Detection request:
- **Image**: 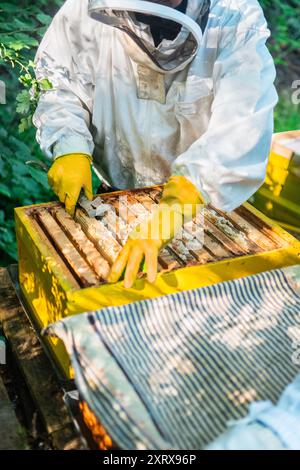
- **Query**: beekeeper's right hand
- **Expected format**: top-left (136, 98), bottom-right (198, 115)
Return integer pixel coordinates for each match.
top-left (48, 153), bottom-right (93, 216)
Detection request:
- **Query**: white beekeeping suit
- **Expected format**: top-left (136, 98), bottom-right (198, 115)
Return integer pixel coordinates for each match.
top-left (205, 372), bottom-right (300, 450)
top-left (33, 0), bottom-right (278, 212)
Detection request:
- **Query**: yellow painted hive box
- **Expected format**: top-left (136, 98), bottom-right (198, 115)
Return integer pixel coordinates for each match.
top-left (15, 186), bottom-right (300, 379)
top-left (252, 130), bottom-right (300, 231)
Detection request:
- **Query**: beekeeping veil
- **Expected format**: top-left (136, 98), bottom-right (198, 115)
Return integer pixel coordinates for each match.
top-left (88, 0), bottom-right (210, 73)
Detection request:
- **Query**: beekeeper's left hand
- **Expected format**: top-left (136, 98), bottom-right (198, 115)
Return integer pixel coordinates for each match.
top-left (108, 175), bottom-right (204, 288)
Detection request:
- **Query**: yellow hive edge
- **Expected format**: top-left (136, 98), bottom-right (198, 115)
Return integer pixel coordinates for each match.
top-left (255, 130), bottom-right (300, 228)
top-left (15, 197), bottom-right (300, 380)
top-left (253, 186), bottom-right (300, 232)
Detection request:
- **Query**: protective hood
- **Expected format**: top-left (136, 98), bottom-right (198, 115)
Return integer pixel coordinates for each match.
top-left (88, 0), bottom-right (208, 73)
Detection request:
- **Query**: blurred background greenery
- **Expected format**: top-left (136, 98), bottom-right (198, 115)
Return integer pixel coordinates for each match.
top-left (0, 0), bottom-right (299, 266)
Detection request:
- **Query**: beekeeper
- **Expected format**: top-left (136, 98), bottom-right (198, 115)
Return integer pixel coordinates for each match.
top-left (34, 0), bottom-right (278, 287)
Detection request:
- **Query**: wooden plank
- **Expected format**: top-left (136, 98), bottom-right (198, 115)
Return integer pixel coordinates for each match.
top-left (102, 211), bottom-right (128, 245)
top-left (0, 376), bottom-right (27, 450)
top-left (111, 193), bottom-right (149, 226)
top-left (75, 209), bottom-right (122, 265)
top-left (236, 205), bottom-right (288, 248)
top-left (183, 214), bottom-right (228, 261)
top-left (148, 189), bottom-right (162, 203)
top-left (213, 207), bottom-right (278, 252)
top-left (203, 231), bottom-right (231, 260)
top-left (109, 197), bottom-right (139, 230)
top-left (158, 248), bottom-right (182, 271)
top-left (51, 207), bottom-right (110, 281)
top-left (205, 208), bottom-right (259, 253)
top-left (204, 218), bottom-right (247, 255)
top-left (50, 424), bottom-right (84, 450)
top-left (0, 268), bottom-right (83, 450)
top-left (36, 209), bottom-right (98, 287)
top-left (167, 227), bottom-right (200, 265)
top-left (126, 194), bottom-right (150, 224)
top-left (27, 212), bottom-right (80, 289)
top-left (182, 222), bottom-right (214, 264)
top-left (91, 197), bottom-right (129, 245)
top-left (168, 241), bottom-right (198, 265)
top-left (188, 245), bottom-right (215, 264)
top-left (133, 192), bottom-right (157, 214)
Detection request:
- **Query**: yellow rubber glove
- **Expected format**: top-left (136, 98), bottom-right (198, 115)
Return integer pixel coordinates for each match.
top-left (108, 176), bottom-right (205, 288)
top-left (48, 153), bottom-right (93, 216)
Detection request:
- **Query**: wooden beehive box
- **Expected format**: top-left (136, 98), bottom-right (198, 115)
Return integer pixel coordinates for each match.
top-left (15, 186), bottom-right (300, 378)
top-left (253, 130), bottom-right (300, 230)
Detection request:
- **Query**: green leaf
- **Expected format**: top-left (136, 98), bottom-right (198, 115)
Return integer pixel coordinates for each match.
top-left (28, 166), bottom-right (49, 190)
top-left (36, 13), bottom-right (53, 26)
top-left (28, 60), bottom-right (35, 69)
top-left (13, 33), bottom-right (39, 47)
top-left (9, 136), bottom-right (32, 155)
top-left (39, 78), bottom-right (53, 91)
top-left (0, 0), bottom-right (67, 265)
top-left (0, 3), bottom-right (17, 13)
top-left (12, 161), bottom-right (30, 177)
top-left (0, 39), bottom-right (29, 52)
top-left (0, 128), bottom-right (8, 139)
top-left (0, 184), bottom-right (11, 198)
top-left (16, 90), bottom-right (31, 115)
top-left (19, 116), bottom-right (32, 133)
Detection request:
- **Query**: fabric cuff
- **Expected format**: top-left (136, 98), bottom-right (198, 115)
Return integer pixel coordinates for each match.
top-left (257, 406), bottom-right (300, 450)
top-left (54, 153), bottom-right (93, 164)
top-left (245, 401), bottom-right (300, 450)
top-left (53, 134), bottom-right (94, 160)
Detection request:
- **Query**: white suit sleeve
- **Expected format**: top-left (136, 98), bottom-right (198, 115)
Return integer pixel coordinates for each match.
top-left (205, 372), bottom-right (300, 450)
top-left (172, 11), bottom-right (278, 212)
top-left (33, 0), bottom-right (95, 159)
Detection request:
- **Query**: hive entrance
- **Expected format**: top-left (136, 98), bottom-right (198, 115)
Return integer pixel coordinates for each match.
top-left (28, 188), bottom-right (286, 288)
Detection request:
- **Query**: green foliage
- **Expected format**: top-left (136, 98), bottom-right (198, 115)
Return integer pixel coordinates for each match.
top-left (0, 1), bottom-right (55, 132)
top-left (0, 0), bottom-right (299, 266)
top-left (0, 0), bottom-right (62, 265)
top-left (260, 0), bottom-right (300, 66)
top-left (274, 92), bottom-right (300, 133)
